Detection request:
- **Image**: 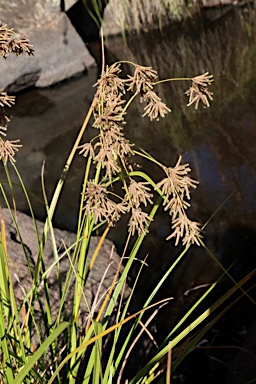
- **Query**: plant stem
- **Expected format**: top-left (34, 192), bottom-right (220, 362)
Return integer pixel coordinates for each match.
top-left (42, 101), bottom-right (95, 247)
top-left (153, 77), bottom-right (192, 85)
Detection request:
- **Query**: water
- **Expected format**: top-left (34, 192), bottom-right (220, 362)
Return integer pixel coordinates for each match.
top-left (2, 6), bottom-right (256, 382)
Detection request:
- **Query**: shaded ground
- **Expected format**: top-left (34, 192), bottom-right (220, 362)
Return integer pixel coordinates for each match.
top-left (226, 315), bottom-right (256, 383)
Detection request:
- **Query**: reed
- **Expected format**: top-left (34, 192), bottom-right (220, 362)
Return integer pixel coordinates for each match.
top-left (0, 22), bottom-right (254, 384)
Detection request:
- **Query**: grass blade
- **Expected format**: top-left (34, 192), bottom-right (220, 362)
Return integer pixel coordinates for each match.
top-left (12, 321), bottom-right (69, 384)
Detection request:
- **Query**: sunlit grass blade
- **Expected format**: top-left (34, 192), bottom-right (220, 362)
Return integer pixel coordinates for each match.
top-left (70, 217), bottom-right (94, 372)
top-left (0, 221), bottom-right (11, 320)
top-left (0, 293), bottom-right (14, 383)
top-left (92, 322), bottom-right (103, 384)
top-left (71, 322), bottom-right (104, 384)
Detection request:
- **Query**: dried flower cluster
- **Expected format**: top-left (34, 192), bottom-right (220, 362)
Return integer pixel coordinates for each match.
top-left (0, 90), bottom-right (15, 134)
top-left (0, 138), bottom-right (21, 163)
top-left (0, 22), bottom-right (34, 58)
top-left (83, 182), bottom-right (128, 225)
top-left (80, 63), bottom-right (172, 178)
top-left (0, 91), bottom-right (21, 163)
top-left (80, 63), bottom-right (171, 236)
top-left (80, 63), bottom-right (213, 245)
top-left (126, 65), bottom-right (171, 120)
top-left (156, 156), bottom-right (202, 247)
top-left (186, 72), bottom-right (214, 109)
top-left (0, 23), bottom-right (33, 163)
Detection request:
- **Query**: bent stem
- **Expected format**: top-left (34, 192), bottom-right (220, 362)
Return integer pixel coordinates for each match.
top-left (154, 77), bottom-right (192, 85)
top-left (42, 101), bottom-right (95, 247)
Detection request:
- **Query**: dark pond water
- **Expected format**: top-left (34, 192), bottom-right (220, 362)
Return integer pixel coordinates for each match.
top-left (2, 6), bottom-right (256, 383)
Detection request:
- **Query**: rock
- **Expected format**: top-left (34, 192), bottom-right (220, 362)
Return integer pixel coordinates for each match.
top-left (0, 0), bottom-right (242, 91)
top-left (0, 208), bottom-right (125, 323)
top-left (102, 1), bottom-right (124, 37)
top-left (33, 14), bottom-right (95, 88)
top-left (64, 0), bottom-right (79, 10)
top-left (0, 1), bottom-right (95, 92)
top-left (202, 0), bottom-right (237, 7)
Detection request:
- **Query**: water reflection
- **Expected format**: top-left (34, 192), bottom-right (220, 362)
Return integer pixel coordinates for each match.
top-left (2, 7), bottom-right (256, 379)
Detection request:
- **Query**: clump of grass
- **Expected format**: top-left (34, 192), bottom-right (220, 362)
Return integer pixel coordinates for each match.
top-left (1, 22), bottom-right (254, 384)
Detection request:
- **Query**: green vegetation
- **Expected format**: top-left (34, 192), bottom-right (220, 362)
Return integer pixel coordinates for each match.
top-left (0, 21), bottom-right (255, 384)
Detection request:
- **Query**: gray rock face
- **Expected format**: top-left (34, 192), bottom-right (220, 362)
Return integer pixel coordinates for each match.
top-left (63, 0), bottom-right (79, 10)
top-left (0, 1), bottom-right (95, 91)
top-left (1, 208), bottom-right (124, 323)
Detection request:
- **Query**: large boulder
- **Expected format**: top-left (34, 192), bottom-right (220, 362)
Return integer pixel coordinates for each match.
top-left (0, 0), bottom-right (95, 92)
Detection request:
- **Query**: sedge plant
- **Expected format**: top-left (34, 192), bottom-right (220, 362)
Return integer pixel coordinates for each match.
top-left (0, 23), bottom-right (254, 384)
